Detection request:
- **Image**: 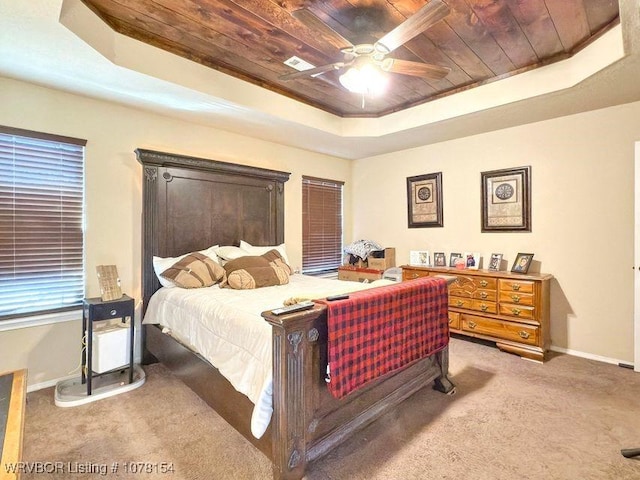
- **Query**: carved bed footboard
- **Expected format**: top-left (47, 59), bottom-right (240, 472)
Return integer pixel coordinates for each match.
top-left (263, 304), bottom-right (453, 480)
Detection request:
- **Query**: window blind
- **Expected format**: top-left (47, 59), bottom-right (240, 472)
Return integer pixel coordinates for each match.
top-left (0, 127), bottom-right (86, 319)
top-left (302, 176), bottom-right (343, 274)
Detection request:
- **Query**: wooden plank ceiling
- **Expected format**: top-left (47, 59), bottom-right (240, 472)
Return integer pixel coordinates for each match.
top-left (81, 0), bottom-right (619, 118)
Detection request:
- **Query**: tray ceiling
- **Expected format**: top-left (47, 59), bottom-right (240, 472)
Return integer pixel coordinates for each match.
top-left (80, 0), bottom-right (619, 118)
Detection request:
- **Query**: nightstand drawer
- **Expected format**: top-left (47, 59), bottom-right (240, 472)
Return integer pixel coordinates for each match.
top-left (88, 302), bottom-right (133, 321)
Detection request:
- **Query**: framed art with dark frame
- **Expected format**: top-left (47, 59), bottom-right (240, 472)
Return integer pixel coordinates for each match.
top-left (407, 172), bottom-right (443, 228)
top-left (433, 252), bottom-right (446, 267)
top-left (449, 252), bottom-right (462, 267)
top-left (481, 166), bottom-right (531, 232)
top-left (511, 253), bottom-right (534, 274)
top-left (488, 253), bottom-right (503, 272)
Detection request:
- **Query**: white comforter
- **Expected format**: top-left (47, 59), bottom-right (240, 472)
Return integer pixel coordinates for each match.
top-left (143, 274), bottom-right (393, 438)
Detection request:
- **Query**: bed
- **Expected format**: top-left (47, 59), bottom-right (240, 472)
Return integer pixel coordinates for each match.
top-left (136, 148), bottom-right (455, 480)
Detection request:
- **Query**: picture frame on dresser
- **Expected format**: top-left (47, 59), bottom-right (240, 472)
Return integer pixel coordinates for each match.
top-left (481, 166), bottom-right (531, 232)
top-left (409, 250), bottom-right (430, 266)
top-left (488, 253), bottom-right (503, 271)
top-left (463, 252), bottom-right (480, 270)
top-left (511, 253), bottom-right (534, 273)
top-left (433, 252), bottom-right (446, 267)
top-left (407, 172), bottom-right (443, 228)
top-left (449, 252), bottom-right (462, 267)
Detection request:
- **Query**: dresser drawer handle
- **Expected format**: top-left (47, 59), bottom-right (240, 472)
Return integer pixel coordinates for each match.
top-left (511, 295), bottom-right (520, 303)
top-left (480, 304), bottom-right (488, 312)
top-left (479, 280), bottom-right (488, 287)
top-left (512, 308), bottom-right (521, 316)
top-left (512, 284), bottom-right (521, 291)
top-left (110, 309), bottom-right (117, 316)
top-left (468, 321), bottom-right (477, 329)
top-left (519, 330), bottom-right (530, 339)
top-left (480, 292), bottom-right (488, 299)
top-left (456, 300), bottom-right (464, 307)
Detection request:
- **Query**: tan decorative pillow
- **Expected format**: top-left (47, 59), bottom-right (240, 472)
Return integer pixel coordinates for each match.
top-left (226, 265), bottom-right (290, 290)
top-left (160, 252), bottom-right (226, 288)
top-left (221, 249), bottom-right (292, 289)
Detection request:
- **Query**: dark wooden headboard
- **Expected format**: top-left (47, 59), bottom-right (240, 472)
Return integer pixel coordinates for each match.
top-left (136, 149), bottom-right (290, 312)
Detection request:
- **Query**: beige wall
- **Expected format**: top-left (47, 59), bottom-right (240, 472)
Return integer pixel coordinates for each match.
top-left (1, 75), bottom-right (638, 386)
top-left (352, 101), bottom-right (640, 362)
top-left (0, 76), bottom-right (352, 387)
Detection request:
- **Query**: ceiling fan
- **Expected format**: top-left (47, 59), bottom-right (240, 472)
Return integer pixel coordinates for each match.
top-left (280, 0), bottom-right (451, 96)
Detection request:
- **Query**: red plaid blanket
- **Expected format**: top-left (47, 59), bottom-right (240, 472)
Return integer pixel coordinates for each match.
top-left (318, 276), bottom-right (449, 400)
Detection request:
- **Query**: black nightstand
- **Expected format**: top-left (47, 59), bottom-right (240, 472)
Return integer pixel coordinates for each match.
top-left (81, 294), bottom-right (135, 395)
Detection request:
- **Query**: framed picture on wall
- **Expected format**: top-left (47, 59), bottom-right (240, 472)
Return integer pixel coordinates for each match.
top-left (407, 172), bottom-right (443, 228)
top-left (481, 166), bottom-right (531, 232)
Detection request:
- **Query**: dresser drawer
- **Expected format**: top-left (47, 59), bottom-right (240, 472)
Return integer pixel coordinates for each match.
top-left (471, 300), bottom-right (497, 314)
top-left (499, 279), bottom-right (534, 294)
top-left (499, 291), bottom-right (534, 306)
top-left (403, 269), bottom-right (431, 281)
top-left (499, 304), bottom-right (536, 320)
top-left (448, 311), bottom-right (461, 330)
top-left (474, 289), bottom-right (497, 302)
top-left (473, 277), bottom-right (497, 290)
top-left (462, 315), bottom-right (539, 346)
top-left (449, 296), bottom-right (472, 309)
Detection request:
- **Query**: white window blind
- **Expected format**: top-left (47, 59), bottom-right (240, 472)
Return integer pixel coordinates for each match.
top-left (302, 176), bottom-right (343, 274)
top-left (0, 126), bottom-right (86, 319)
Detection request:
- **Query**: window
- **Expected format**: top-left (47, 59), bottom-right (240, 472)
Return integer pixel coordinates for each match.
top-left (302, 176), bottom-right (343, 274)
top-left (0, 126), bottom-right (86, 319)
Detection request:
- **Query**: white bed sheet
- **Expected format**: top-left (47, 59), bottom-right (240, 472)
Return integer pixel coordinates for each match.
top-left (143, 274), bottom-right (394, 438)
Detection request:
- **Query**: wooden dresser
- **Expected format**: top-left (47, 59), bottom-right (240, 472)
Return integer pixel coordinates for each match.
top-left (402, 266), bottom-right (553, 361)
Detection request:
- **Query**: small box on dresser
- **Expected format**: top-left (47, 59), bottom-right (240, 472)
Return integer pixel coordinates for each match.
top-left (402, 265), bottom-right (553, 362)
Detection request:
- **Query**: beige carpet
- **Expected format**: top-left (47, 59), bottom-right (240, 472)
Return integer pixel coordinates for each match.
top-left (22, 337), bottom-right (640, 479)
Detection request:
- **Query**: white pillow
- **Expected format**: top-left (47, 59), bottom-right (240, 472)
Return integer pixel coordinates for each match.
top-left (239, 240), bottom-right (290, 265)
top-left (153, 245), bottom-right (219, 288)
top-left (214, 245), bottom-right (250, 261)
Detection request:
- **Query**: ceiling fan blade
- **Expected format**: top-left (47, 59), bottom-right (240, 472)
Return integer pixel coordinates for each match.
top-left (279, 62), bottom-right (346, 81)
top-left (376, 0), bottom-right (450, 53)
top-left (291, 8), bottom-right (354, 51)
top-left (382, 58), bottom-right (450, 79)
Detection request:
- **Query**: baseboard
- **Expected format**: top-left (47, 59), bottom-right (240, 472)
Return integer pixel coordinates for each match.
top-left (550, 345), bottom-right (631, 367)
top-left (27, 374), bottom-right (77, 393)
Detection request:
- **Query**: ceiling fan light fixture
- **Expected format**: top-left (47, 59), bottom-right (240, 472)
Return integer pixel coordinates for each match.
top-left (339, 62), bottom-right (389, 96)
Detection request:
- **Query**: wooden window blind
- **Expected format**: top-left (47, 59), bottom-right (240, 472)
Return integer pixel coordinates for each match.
top-left (302, 176), bottom-right (343, 274)
top-left (0, 126), bottom-right (86, 319)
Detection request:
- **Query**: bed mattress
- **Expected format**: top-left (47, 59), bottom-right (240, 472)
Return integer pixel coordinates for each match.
top-left (143, 274), bottom-right (394, 438)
